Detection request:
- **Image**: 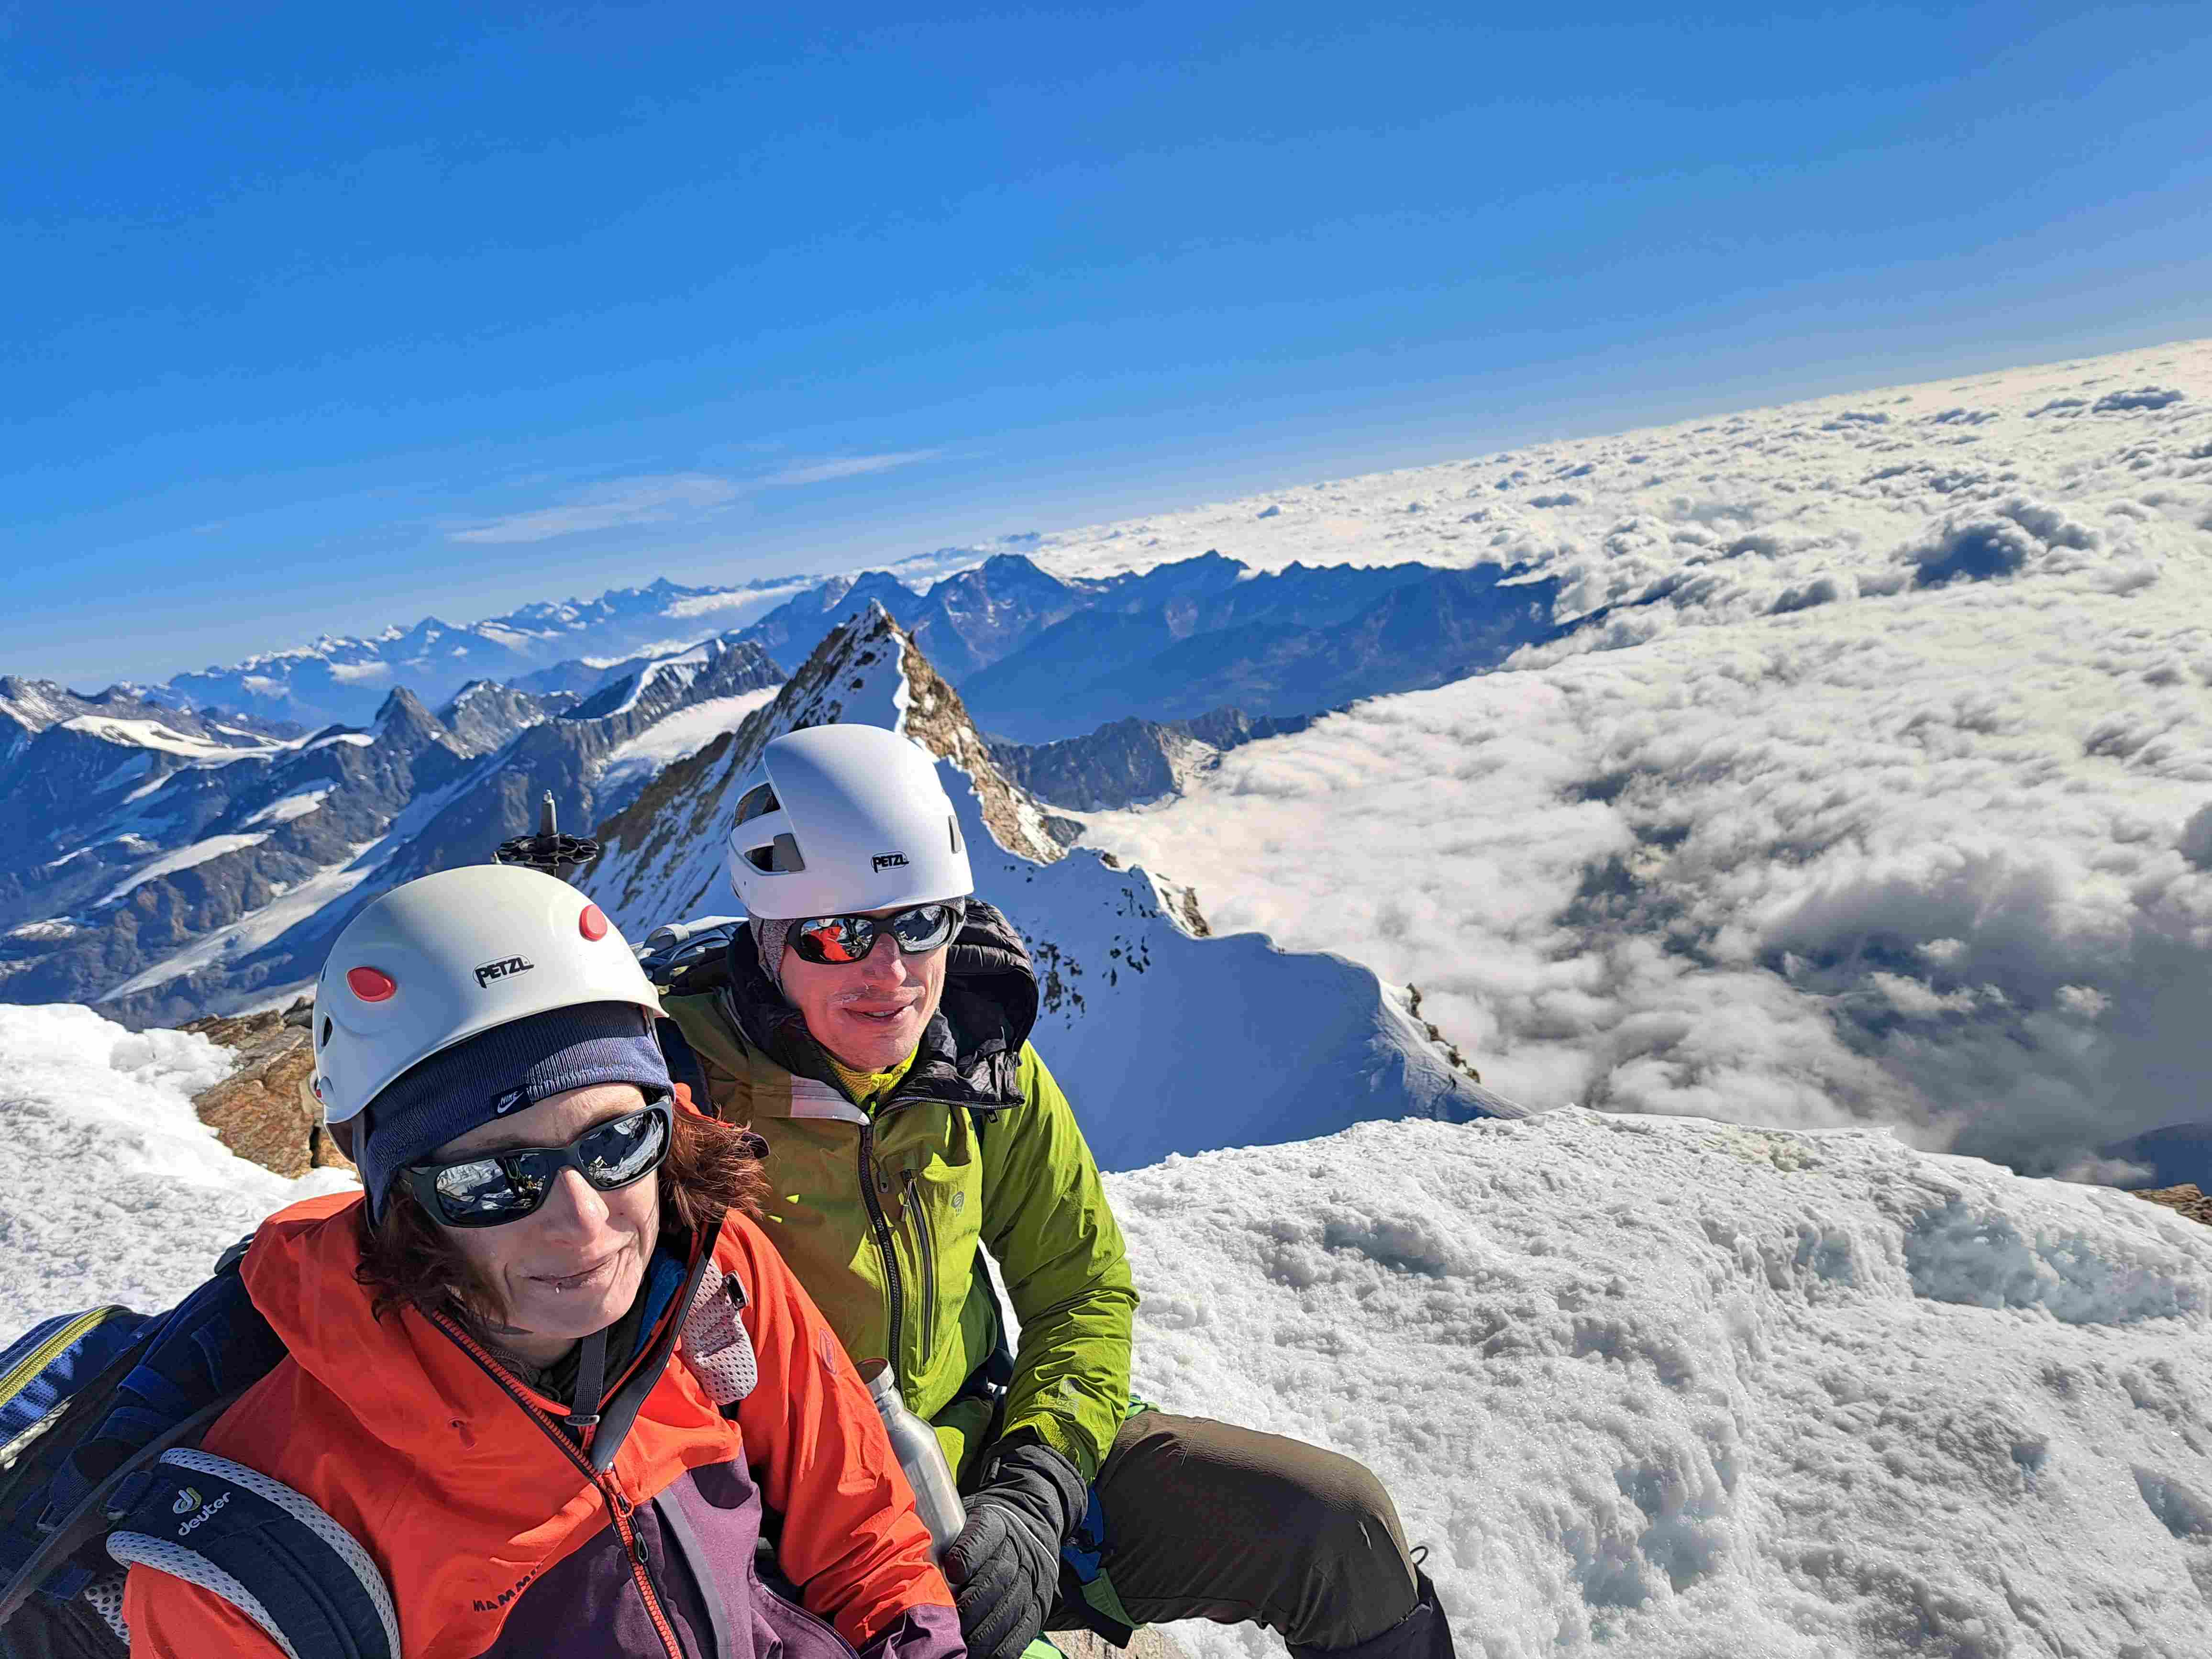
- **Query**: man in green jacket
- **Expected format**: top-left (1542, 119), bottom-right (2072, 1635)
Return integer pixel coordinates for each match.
top-left (659, 724), bottom-right (1455, 1659)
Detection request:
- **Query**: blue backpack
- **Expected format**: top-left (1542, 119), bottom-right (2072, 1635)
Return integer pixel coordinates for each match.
top-left (0, 1242), bottom-right (398, 1659)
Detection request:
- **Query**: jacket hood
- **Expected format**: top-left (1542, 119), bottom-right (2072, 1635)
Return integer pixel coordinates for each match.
top-left (721, 898), bottom-right (1039, 1113)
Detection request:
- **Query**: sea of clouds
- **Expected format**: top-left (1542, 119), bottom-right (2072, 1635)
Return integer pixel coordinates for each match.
top-left (1077, 339), bottom-right (2212, 1178)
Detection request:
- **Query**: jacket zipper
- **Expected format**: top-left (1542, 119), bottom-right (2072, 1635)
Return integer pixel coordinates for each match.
top-left (855, 1116), bottom-right (907, 1380)
top-left (431, 1314), bottom-right (688, 1659)
top-left (900, 1169), bottom-right (938, 1364)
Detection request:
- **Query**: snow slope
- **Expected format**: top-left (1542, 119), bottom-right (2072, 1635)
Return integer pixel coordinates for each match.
top-left (1117, 1109), bottom-right (2212, 1659)
top-left (594, 684), bottom-right (782, 815)
top-left (3, 1006), bottom-right (2208, 1654)
top-left (1078, 339), bottom-right (2212, 1179)
top-left (582, 608), bottom-right (1516, 1170)
top-left (0, 1004), bottom-right (352, 1324)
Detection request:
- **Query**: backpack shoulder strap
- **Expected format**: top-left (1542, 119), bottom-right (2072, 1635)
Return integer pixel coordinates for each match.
top-left (107, 1448), bottom-right (398, 1659)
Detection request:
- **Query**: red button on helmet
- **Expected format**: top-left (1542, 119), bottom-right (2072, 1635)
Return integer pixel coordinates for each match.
top-left (346, 966), bottom-right (397, 1003)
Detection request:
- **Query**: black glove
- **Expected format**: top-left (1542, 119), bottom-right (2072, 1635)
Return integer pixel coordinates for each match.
top-left (941, 1438), bottom-right (1087, 1659)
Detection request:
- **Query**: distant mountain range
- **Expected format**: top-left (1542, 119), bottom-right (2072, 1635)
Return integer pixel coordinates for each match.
top-left (0, 639), bottom-right (780, 1023)
top-left (144, 574), bottom-right (812, 728)
top-left (1, 541), bottom-right (1570, 1026)
top-left (82, 549), bottom-right (1564, 741)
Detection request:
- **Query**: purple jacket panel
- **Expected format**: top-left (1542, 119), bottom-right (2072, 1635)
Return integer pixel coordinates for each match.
top-left (476, 1457), bottom-right (866, 1659)
top-left (854, 1602), bottom-right (966, 1659)
top-left (666, 1463), bottom-right (964, 1659)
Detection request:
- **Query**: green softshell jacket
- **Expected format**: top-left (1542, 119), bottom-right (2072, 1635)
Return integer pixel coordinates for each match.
top-left (661, 904), bottom-right (1138, 1483)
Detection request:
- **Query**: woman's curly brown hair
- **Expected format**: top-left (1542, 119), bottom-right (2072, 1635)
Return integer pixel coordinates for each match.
top-left (355, 1097), bottom-right (768, 1327)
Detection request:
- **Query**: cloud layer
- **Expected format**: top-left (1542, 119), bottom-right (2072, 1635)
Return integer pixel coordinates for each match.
top-left (1077, 337), bottom-right (2212, 1178)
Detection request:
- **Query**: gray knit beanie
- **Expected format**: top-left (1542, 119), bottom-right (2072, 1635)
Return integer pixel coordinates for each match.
top-left (358, 1001), bottom-right (672, 1221)
top-left (749, 917), bottom-right (789, 988)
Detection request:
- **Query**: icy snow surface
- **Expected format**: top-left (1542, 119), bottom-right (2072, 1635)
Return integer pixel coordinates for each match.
top-left (0, 1005), bottom-right (353, 1324)
top-left (3, 1007), bottom-right (2208, 1652)
top-left (97, 831), bottom-right (271, 905)
top-left (57, 716), bottom-right (278, 760)
top-left (595, 684), bottom-right (781, 810)
top-left (1077, 337), bottom-right (2212, 1178)
top-left (1116, 1110), bottom-right (2212, 1659)
top-left (241, 786), bottom-right (335, 827)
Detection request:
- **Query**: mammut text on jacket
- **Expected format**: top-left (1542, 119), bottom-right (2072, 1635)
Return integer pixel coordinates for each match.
top-left (121, 1184), bottom-right (962, 1659)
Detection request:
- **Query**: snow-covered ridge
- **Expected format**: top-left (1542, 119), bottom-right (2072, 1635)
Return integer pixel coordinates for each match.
top-left (5, 1004), bottom-right (2209, 1655)
top-left (59, 716), bottom-right (287, 760)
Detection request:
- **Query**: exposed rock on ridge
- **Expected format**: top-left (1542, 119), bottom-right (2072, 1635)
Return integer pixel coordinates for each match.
top-left (990, 707), bottom-right (1315, 812)
top-left (184, 1001), bottom-right (354, 1179)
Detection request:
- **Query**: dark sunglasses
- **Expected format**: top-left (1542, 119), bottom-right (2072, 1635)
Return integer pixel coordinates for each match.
top-left (401, 1100), bottom-right (672, 1228)
top-left (784, 899), bottom-right (964, 966)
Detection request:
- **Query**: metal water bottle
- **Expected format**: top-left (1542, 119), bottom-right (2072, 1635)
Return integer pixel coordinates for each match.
top-left (858, 1358), bottom-right (966, 1555)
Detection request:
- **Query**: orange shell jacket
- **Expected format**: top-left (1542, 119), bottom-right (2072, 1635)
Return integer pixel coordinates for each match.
top-left (121, 1185), bottom-right (953, 1658)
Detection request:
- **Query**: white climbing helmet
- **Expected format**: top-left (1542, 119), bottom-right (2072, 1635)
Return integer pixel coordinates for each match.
top-left (725, 724), bottom-right (973, 918)
top-left (310, 864), bottom-right (662, 1125)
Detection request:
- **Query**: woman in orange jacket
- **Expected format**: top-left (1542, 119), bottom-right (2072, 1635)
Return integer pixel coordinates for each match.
top-left (122, 865), bottom-right (963, 1659)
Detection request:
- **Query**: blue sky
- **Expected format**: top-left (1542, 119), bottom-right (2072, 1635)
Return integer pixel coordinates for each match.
top-left (8, 1), bottom-right (2210, 688)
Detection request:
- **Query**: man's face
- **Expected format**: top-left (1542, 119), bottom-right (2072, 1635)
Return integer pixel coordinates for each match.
top-left (778, 908), bottom-right (951, 1071)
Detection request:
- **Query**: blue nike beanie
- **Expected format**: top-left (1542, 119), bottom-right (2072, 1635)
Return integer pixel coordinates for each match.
top-left (357, 1002), bottom-right (672, 1222)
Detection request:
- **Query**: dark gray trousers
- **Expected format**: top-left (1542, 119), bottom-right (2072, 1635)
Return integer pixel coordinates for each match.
top-left (1055, 1412), bottom-right (1421, 1652)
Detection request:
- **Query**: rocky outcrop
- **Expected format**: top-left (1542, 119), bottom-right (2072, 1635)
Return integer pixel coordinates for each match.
top-left (185, 1000), bottom-right (354, 1179)
top-left (958, 555), bottom-right (1564, 743)
top-left (437, 680), bottom-right (577, 755)
top-left (1056, 1630), bottom-right (1193, 1659)
top-left (990, 707), bottom-right (1314, 811)
top-left (2136, 1184), bottom-right (2212, 1227)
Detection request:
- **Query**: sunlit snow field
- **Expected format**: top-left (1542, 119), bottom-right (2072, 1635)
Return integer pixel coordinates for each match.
top-left (8, 1006), bottom-right (2212, 1656)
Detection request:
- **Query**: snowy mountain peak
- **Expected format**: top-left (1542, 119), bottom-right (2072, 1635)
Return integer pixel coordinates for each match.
top-left (434, 680), bottom-right (574, 756)
top-left (584, 603), bottom-right (1517, 1169)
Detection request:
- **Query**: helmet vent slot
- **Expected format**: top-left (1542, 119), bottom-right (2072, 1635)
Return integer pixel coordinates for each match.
top-left (734, 783), bottom-right (780, 827)
top-left (743, 833), bottom-right (807, 874)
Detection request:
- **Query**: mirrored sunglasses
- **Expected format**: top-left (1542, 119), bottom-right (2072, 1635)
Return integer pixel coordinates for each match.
top-left (401, 1100), bottom-right (672, 1228)
top-left (784, 900), bottom-right (965, 966)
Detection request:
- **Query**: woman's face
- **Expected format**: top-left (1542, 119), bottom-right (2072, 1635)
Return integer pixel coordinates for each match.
top-left (431, 1081), bottom-right (661, 1368)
